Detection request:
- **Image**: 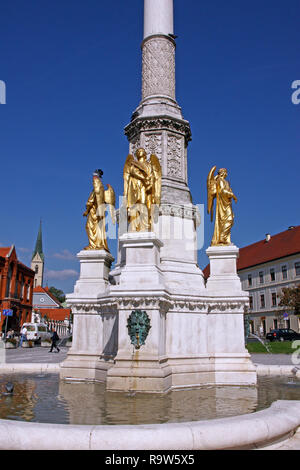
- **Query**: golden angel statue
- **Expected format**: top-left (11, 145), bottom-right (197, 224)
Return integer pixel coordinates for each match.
top-left (123, 148), bottom-right (161, 232)
top-left (83, 169), bottom-right (115, 252)
top-left (207, 166), bottom-right (237, 246)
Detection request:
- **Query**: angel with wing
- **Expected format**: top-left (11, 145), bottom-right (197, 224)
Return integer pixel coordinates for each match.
top-left (83, 169), bottom-right (116, 252)
top-left (207, 166), bottom-right (237, 246)
top-left (123, 148), bottom-right (161, 232)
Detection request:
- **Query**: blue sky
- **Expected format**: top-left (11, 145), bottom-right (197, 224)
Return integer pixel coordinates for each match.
top-left (0, 0), bottom-right (299, 294)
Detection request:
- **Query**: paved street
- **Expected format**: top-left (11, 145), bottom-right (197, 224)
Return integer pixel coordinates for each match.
top-left (250, 353), bottom-right (296, 366)
top-left (4, 344), bottom-right (68, 363)
top-left (2, 346), bottom-right (296, 366)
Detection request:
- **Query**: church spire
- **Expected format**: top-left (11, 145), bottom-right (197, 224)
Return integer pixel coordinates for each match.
top-left (31, 220), bottom-right (44, 287)
top-left (32, 220), bottom-right (44, 262)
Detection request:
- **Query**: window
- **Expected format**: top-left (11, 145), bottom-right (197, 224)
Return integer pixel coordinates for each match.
top-left (270, 268), bottom-right (275, 282)
top-left (295, 262), bottom-right (300, 276)
top-left (260, 294), bottom-right (265, 308)
top-left (271, 292), bottom-right (277, 307)
top-left (249, 296), bottom-right (253, 309)
top-left (248, 274), bottom-right (252, 287)
top-left (35, 265), bottom-right (39, 274)
top-left (21, 275), bottom-right (25, 299)
top-left (259, 271), bottom-right (264, 284)
top-left (5, 265), bottom-right (13, 297)
top-left (27, 283), bottom-right (30, 301)
top-left (282, 265), bottom-right (287, 280)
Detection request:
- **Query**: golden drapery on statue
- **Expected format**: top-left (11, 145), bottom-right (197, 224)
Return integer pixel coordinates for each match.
top-left (83, 169), bottom-right (115, 252)
top-left (207, 166), bottom-right (237, 246)
top-left (123, 148), bottom-right (161, 232)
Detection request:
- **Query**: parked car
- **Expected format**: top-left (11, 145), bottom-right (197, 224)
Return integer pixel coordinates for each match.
top-left (21, 323), bottom-right (51, 344)
top-left (266, 329), bottom-right (300, 342)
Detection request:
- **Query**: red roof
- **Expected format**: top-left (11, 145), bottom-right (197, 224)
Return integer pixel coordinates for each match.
top-left (0, 247), bottom-right (11, 258)
top-left (203, 226), bottom-right (300, 278)
top-left (238, 225), bottom-right (300, 271)
top-left (38, 308), bottom-right (71, 322)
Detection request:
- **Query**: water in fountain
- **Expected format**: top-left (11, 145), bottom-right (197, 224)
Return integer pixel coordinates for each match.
top-left (248, 333), bottom-right (272, 353)
top-left (0, 372), bottom-right (300, 425)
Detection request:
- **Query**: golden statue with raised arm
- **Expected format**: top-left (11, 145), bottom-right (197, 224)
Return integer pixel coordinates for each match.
top-left (123, 148), bottom-right (161, 232)
top-left (207, 166), bottom-right (237, 246)
top-left (83, 169), bottom-right (115, 252)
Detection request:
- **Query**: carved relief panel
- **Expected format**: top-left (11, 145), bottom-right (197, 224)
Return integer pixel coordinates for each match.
top-left (144, 133), bottom-right (162, 162)
top-left (167, 134), bottom-right (183, 179)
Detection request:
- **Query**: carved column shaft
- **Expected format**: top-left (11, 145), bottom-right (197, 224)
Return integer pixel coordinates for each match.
top-left (142, 35), bottom-right (176, 101)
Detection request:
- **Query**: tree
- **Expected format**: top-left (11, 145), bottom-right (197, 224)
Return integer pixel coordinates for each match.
top-left (48, 286), bottom-right (66, 304)
top-left (278, 285), bottom-right (300, 315)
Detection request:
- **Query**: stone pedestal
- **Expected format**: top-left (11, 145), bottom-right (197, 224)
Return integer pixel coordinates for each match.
top-left (203, 244), bottom-right (257, 386)
top-left (107, 232), bottom-right (172, 392)
top-left (60, 250), bottom-right (116, 382)
top-left (71, 249), bottom-right (114, 300)
top-left (205, 245), bottom-right (242, 295)
top-left (117, 232), bottom-right (164, 291)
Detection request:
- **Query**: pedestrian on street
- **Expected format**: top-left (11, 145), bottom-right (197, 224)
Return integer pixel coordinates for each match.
top-left (49, 329), bottom-right (60, 353)
top-left (19, 325), bottom-right (27, 347)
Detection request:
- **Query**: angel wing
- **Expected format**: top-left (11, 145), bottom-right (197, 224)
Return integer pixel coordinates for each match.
top-left (123, 154), bottom-right (134, 196)
top-left (150, 154), bottom-right (162, 205)
top-left (104, 184), bottom-right (116, 224)
top-left (207, 165), bottom-right (217, 222)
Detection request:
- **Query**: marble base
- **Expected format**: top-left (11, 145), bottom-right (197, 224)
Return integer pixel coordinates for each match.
top-left (68, 249), bottom-right (114, 301)
top-left (60, 353), bottom-right (113, 383)
top-left (61, 239), bottom-right (257, 390)
top-left (205, 245), bottom-right (246, 296)
top-left (60, 250), bottom-right (116, 383)
top-left (117, 232), bottom-right (164, 291)
top-left (106, 355), bottom-right (172, 393)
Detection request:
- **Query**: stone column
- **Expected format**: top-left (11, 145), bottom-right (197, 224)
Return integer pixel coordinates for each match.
top-left (121, 0), bottom-right (205, 296)
top-left (144, 0), bottom-right (174, 39)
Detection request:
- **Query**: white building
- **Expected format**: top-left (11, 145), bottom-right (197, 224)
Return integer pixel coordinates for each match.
top-left (203, 225), bottom-right (300, 336)
top-left (237, 226), bottom-right (300, 335)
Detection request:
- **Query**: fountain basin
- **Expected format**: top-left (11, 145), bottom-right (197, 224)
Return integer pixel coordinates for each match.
top-left (0, 400), bottom-right (299, 450)
top-left (1, 362), bottom-right (300, 449)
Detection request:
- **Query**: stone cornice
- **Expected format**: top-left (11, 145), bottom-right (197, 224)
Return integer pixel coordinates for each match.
top-left (124, 116), bottom-right (192, 143)
top-left (70, 293), bottom-right (249, 315)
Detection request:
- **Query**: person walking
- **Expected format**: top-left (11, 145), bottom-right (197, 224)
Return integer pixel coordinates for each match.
top-left (19, 325), bottom-right (27, 347)
top-left (49, 329), bottom-right (60, 353)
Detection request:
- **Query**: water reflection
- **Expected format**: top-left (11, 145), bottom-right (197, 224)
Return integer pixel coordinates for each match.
top-left (0, 374), bottom-right (299, 425)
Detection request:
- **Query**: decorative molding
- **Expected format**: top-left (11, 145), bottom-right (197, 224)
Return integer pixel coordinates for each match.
top-left (207, 302), bottom-right (247, 313)
top-left (159, 202), bottom-right (199, 221)
top-left (71, 295), bottom-right (248, 316)
top-left (125, 117), bottom-right (191, 144)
